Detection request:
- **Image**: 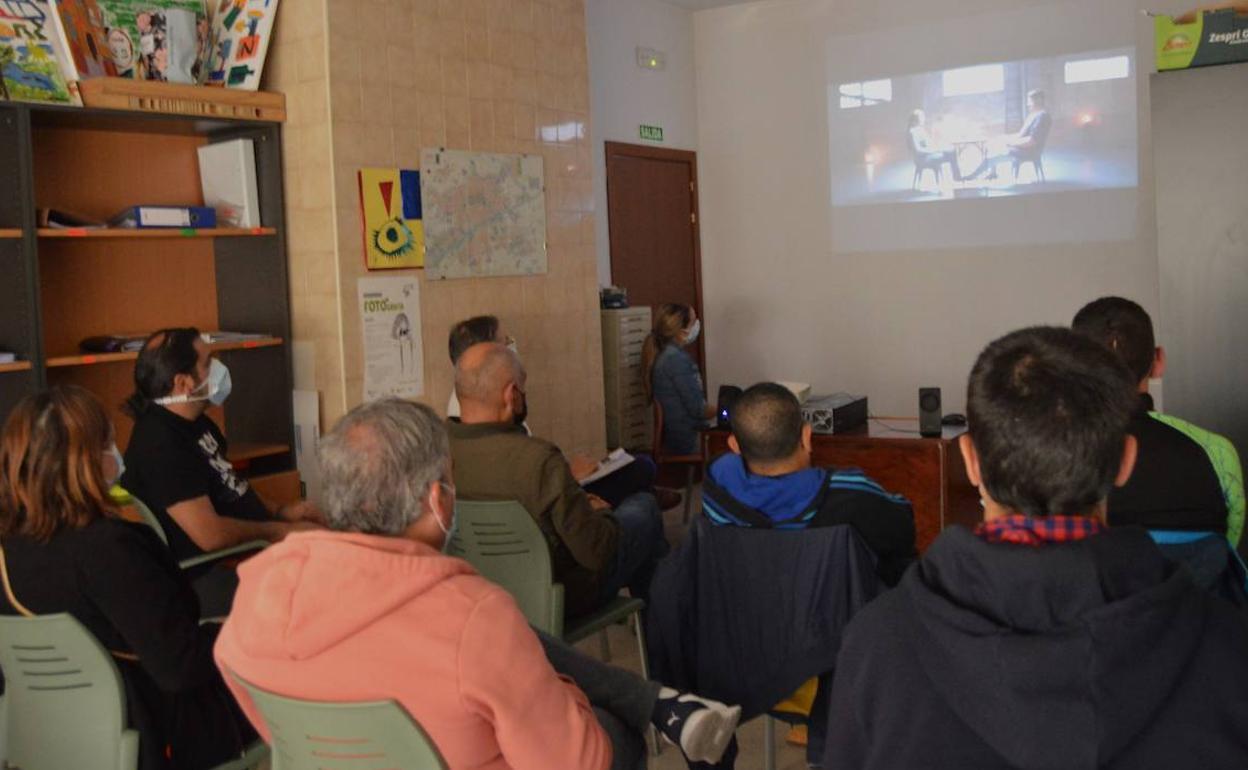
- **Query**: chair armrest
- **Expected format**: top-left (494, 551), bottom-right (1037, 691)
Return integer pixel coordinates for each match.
top-left (178, 540), bottom-right (269, 570)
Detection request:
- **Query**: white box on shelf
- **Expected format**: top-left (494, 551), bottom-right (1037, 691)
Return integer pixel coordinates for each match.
top-left (197, 139), bottom-right (261, 228)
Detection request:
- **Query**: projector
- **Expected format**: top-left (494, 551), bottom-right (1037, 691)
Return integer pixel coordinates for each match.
top-left (801, 394), bottom-right (868, 434)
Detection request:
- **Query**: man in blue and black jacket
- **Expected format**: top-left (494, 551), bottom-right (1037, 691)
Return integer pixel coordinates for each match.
top-left (701, 382), bottom-right (916, 585)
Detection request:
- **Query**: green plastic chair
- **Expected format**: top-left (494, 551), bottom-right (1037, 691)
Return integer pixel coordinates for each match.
top-left (0, 613), bottom-right (266, 770)
top-left (229, 672), bottom-right (448, 770)
top-left (111, 486), bottom-right (268, 571)
top-left (446, 500), bottom-right (659, 752)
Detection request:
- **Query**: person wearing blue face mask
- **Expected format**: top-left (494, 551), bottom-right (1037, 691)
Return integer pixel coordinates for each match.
top-left (643, 303), bottom-right (715, 456)
top-left (120, 328), bottom-right (321, 570)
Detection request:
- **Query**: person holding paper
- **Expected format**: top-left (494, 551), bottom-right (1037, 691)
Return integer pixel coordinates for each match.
top-left (445, 315), bottom-right (670, 509)
top-left (447, 342), bottom-right (668, 618)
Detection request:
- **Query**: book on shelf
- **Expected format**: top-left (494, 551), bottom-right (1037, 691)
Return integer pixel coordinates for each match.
top-left (199, 330), bottom-right (268, 343)
top-left (37, 207), bottom-right (107, 229)
top-left (198, 138), bottom-right (260, 227)
top-left (0, 0), bottom-right (83, 105)
top-left (48, 0), bottom-right (118, 81)
top-left (95, 0), bottom-right (208, 82)
top-left (78, 334), bottom-right (147, 353)
top-left (0, 352), bottom-right (16, 364)
top-left (111, 205), bottom-right (217, 228)
top-left (204, 0), bottom-right (279, 90)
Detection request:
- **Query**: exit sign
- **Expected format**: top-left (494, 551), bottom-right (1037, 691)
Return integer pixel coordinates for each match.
top-left (639, 124), bottom-right (664, 142)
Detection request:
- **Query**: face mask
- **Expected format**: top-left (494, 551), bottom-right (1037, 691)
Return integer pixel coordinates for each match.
top-left (432, 481), bottom-right (458, 552)
top-left (155, 358), bottom-right (232, 406)
top-left (684, 319), bottom-right (701, 346)
top-left (511, 386), bottom-right (529, 427)
top-left (104, 443), bottom-right (125, 487)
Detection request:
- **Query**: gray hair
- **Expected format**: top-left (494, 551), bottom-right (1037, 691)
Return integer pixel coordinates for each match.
top-left (454, 342), bottom-right (525, 405)
top-left (318, 397), bottom-right (449, 535)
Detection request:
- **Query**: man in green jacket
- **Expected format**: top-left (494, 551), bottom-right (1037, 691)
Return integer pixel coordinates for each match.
top-left (448, 342), bottom-right (667, 617)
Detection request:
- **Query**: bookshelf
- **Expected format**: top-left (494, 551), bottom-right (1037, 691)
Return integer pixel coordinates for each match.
top-left (37, 227), bottom-right (277, 238)
top-left (0, 93), bottom-right (298, 500)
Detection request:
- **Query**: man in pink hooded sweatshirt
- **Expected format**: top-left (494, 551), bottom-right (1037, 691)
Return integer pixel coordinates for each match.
top-left (215, 397), bottom-right (739, 769)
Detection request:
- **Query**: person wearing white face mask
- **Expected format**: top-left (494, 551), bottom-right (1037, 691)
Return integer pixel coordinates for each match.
top-left (120, 328), bottom-right (321, 568)
top-left (215, 397), bottom-right (741, 770)
top-left (643, 303), bottom-right (716, 456)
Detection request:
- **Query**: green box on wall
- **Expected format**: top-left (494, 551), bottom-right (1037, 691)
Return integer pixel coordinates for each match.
top-left (1156, 7), bottom-right (1248, 71)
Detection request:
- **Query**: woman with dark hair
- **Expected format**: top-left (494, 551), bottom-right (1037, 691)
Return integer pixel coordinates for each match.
top-left (643, 304), bottom-right (714, 455)
top-left (0, 386), bottom-right (257, 770)
top-left (121, 328), bottom-right (319, 567)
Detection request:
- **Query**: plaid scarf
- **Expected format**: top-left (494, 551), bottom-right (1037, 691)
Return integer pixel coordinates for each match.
top-left (975, 514), bottom-right (1107, 546)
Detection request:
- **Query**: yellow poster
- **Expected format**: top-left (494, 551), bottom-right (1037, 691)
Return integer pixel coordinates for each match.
top-left (358, 167), bottom-right (424, 270)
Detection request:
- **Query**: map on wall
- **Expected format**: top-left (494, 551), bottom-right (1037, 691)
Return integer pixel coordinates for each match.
top-left (419, 149), bottom-right (547, 279)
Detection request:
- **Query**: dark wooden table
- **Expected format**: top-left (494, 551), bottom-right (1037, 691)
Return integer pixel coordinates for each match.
top-left (703, 420), bottom-right (981, 552)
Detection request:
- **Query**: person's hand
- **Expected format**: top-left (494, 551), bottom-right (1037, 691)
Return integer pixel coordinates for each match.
top-left (587, 493), bottom-right (611, 512)
top-left (278, 500), bottom-right (325, 524)
top-left (569, 454), bottom-right (599, 482)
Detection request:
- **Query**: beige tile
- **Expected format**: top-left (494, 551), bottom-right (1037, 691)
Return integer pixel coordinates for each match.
top-left (438, 18), bottom-right (465, 59)
top-left (466, 59), bottom-right (493, 99)
top-left (441, 55), bottom-right (468, 96)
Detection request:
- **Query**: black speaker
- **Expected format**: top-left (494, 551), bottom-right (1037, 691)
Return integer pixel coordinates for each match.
top-left (919, 387), bottom-right (942, 437)
top-left (717, 385), bottom-right (743, 428)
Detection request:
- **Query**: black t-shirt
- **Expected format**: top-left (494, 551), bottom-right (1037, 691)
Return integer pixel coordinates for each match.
top-left (121, 406), bottom-right (270, 561)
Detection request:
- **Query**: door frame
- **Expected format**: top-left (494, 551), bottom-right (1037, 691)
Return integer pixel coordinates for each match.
top-left (603, 141), bottom-right (706, 380)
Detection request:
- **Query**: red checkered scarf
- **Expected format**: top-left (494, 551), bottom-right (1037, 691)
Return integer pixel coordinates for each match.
top-left (974, 514), bottom-right (1107, 546)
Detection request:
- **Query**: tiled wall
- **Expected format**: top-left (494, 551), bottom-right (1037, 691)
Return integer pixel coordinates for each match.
top-left (270, 0), bottom-right (606, 456)
top-left (266, 0), bottom-right (347, 420)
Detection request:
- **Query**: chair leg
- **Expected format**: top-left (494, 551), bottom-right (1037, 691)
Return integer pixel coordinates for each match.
top-left (633, 612), bottom-right (662, 757)
top-left (681, 465), bottom-right (695, 524)
top-left (598, 629), bottom-right (611, 661)
top-left (912, 168), bottom-right (920, 191)
top-left (1037, 159), bottom-right (1045, 182)
top-left (764, 717), bottom-right (777, 770)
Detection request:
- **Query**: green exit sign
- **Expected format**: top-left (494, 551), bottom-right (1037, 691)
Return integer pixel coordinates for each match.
top-left (639, 124), bottom-right (664, 142)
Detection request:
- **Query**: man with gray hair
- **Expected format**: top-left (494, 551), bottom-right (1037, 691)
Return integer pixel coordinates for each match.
top-left (215, 397), bottom-right (741, 768)
top-left (448, 342), bottom-right (668, 618)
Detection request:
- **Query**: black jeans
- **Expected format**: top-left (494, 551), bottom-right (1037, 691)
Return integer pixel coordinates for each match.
top-left (538, 629), bottom-right (657, 770)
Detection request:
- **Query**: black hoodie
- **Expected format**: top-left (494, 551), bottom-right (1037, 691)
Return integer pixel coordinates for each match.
top-left (826, 525), bottom-right (1248, 769)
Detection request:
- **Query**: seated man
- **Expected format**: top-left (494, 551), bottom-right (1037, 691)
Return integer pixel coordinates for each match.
top-left (703, 382), bottom-right (916, 586)
top-left (121, 328), bottom-right (320, 564)
top-left (216, 398), bottom-right (741, 769)
top-left (448, 342), bottom-right (667, 617)
top-left (827, 327), bottom-right (1248, 769)
top-left (966, 88), bottom-right (1051, 181)
top-left (446, 315), bottom-right (668, 510)
top-left (1073, 296), bottom-right (1244, 546)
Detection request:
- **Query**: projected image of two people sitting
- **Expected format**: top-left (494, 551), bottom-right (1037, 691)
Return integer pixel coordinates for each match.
top-left (830, 50), bottom-right (1138, 205)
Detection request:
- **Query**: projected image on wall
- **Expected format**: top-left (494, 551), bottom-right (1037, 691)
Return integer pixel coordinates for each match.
top-left (829, 49), bottom-right (1137, 206)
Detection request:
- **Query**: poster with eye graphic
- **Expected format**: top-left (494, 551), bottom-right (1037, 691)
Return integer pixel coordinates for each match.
top-left (358, 167), bottom-right (425, 270)
top-left (204, 0), bottom-right (277, 90)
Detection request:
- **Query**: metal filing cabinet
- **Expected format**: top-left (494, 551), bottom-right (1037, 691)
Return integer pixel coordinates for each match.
top-left (601, 306), bottom-right (652, 451)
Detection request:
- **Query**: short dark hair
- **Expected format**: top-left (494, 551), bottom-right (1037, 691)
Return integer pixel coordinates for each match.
top-left (967, 326), bottom-right (1136, 518)
top-left (1071, 296), bottom-right (1155, 382)
top-left (731, 382), bottom-right (804, 464)
top-left (124, 327), bottom-right (201, 418)
top-left (448, 316), bottom-right (499, 364)
top-left (1028, 88), bottom-right (1045, 105)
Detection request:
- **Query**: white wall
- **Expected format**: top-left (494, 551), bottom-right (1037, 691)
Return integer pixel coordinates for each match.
top-left (586, 0), bottom-right (699, 285)
top-left (693, 0), bottom-right (1161, 417)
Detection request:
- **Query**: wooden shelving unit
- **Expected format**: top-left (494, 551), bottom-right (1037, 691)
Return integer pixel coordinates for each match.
top-left (45, 337), bottom-right (284, 368)
top-left (0, 90), bottom-right (298, 503)
top-left (37, 227), bottom-right (276, 239)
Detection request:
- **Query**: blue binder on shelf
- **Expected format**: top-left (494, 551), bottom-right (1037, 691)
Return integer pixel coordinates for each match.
top-left (111, 206), bottom-right (218, 229)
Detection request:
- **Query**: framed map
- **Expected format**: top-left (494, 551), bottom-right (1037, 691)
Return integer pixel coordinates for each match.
top-left (419, 149), bottom-right (547, 280)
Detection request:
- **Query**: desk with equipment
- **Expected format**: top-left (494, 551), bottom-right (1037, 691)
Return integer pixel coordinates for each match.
top-left (703, 420), bottom-right (981, 552)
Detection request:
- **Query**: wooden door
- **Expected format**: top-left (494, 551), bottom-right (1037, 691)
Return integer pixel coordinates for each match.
top-left (605, 142), bottom-right (705, 375)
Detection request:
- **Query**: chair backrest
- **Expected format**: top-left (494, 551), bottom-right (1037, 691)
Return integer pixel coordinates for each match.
top-left (651, 399), bottom-right (666, 458)
top-left (231, 674), bottom-right (447, 770)
top-left (0, 613), bottom-right (138, 770)
top-left (444, 500), bottom-right (565, 636)
top-left (111, 486), bottom-right (168, 545)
